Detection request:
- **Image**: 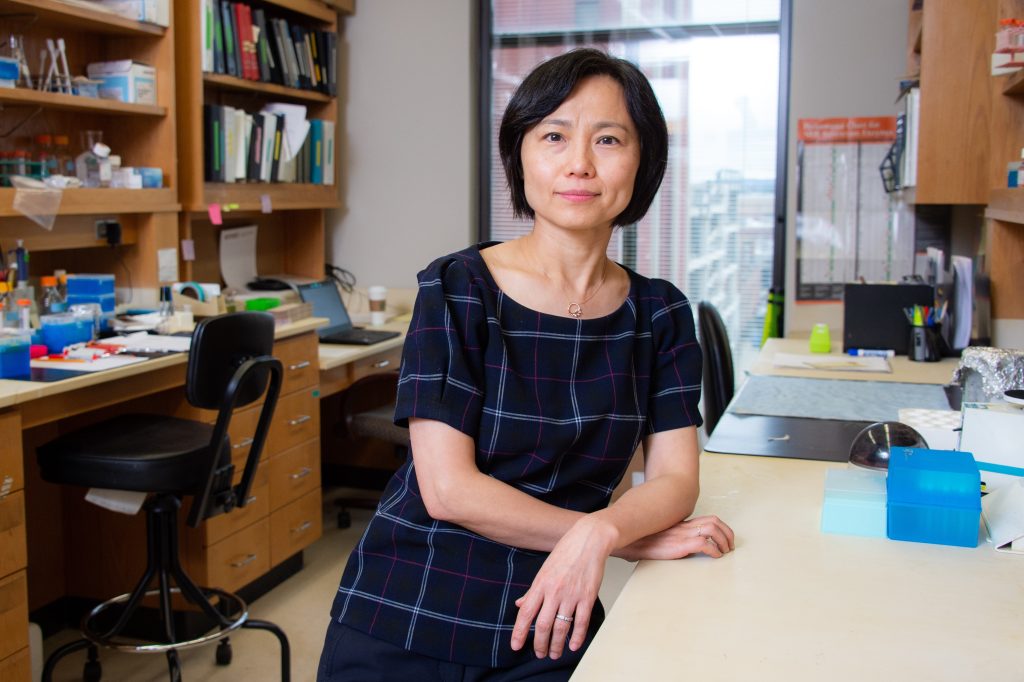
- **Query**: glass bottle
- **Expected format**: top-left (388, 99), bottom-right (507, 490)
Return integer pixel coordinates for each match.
top-left (75, 130), bottom-right (112, 188)
top-left (34, 134), bottom-right (56, 178)
top-left (0, 282), bottom-right (10, 329)
top-left (53, 135), bottom-right (74, 176)
top-left (41, 275), bottom-right (65, 314)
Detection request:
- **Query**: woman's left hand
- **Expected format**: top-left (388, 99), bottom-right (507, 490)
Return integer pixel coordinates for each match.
top-left (615, 514), bottom-right (735, 562)
top-left (511, 516), bottom-right (614, 660)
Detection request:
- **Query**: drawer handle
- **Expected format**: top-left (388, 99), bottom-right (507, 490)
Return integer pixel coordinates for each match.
top-left (288, 415), bottom-right (311, 426)
top-left (372, 359), bottom-right (391, 369)
top-left (288, 360), bottom-right (311, 371)
top-left (230, 553), bottom-right (257, 568)
top-left (291, 520), bottom-right (312, 535)
top-left (290, 467), bottom-right (313, 480)
top-left (232, 437), bottom-right (254, 450)
top-left (245, 495), bottom-right (257, 505)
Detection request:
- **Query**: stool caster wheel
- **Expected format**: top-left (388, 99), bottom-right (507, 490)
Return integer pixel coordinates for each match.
top-left (83, 659), bottom-right (102, 682)
top-left (337, 509), bottom-right (351, 529)
top-left (216, 637), bottom-right (233, 665)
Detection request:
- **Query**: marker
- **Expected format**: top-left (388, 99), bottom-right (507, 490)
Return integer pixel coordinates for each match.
top-left (847, 348), bottom-right (895, 358)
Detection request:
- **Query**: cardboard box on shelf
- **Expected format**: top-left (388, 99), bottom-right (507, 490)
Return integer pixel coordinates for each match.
top-left (86, 60), bottom-right (157, 105)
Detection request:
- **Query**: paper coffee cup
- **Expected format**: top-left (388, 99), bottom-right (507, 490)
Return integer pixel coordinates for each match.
top-left (368, 285), bottom-right (387, 326)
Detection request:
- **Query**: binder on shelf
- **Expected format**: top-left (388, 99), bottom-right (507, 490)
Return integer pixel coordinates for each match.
top-left (211, 0), bottom-right (225, 74)
top-left (269, 113), bottom-right (284, 182)
top-left (220, 0), bottom-right (238, 77)
top-left (310, 118), bottom-right (323, 185)
top-left (252, 8), bottom-right (274, 83)
top-left (322, 120), bottom-right (335, 186)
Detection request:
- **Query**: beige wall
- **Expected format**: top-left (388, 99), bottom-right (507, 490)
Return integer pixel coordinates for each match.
top-left (785, 0), bottom-right (908, 334)
top-left (328, 0), bottom-right (477, 290)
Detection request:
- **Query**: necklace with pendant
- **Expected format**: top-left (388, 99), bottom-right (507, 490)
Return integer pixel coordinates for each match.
top-left (562, 264), bottom-right (608, 319)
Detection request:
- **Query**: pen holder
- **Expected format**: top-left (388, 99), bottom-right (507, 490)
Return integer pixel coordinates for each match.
top-left (909, 325), bottom-right (941, 362)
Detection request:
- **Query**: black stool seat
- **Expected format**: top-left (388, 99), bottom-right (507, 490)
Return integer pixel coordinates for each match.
top-left (38, 414), bottom-right (225, 494)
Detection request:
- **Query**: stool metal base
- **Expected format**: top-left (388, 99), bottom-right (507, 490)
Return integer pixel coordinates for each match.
top-left (82, 587), bottom-right (248, 653)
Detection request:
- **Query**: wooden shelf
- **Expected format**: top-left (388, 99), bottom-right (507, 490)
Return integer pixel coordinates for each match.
top-left (262, 0), bottom-right (335, 23)
top-left (202, 73), bottom-right (332, 103)
top-left (986, 188), bottom-right (1024, 224)
top-left (0, 188), bottom-right (179, 217)
top-left (322, 0), bottom-right (353, 15)
top-left (1002, 68), bottom-right (1024, 96)
top-left (0, 88), bottom-right (167, 116)
top-left (0, 0), bottom-right (165, 36)
top-left (196, 183), bottom-right (339, 212)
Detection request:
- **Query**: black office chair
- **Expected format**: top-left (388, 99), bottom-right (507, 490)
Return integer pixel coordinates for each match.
top-left (331, 372), bottom-right (408, 528)
top-left (697, 301), bottom-right (735, 435)
top-left (38, 312), bottom-right (290, 682)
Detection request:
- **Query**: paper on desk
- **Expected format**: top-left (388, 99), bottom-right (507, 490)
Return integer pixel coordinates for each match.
top-left (261, 103), bottom-right (309, 162)
top-left (103, 332), bottom-right (192, 353)
top-left (31, 355), bottom-right (149, 372)
top-left (773, 352), bottom-right (891, 373)
top-left (982, 478), bottom-right (1024, 554)
top-left (219, 225), bottom-right (259, 291)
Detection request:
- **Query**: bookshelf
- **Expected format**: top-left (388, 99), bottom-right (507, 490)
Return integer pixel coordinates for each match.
top-left (0, 0), bottom-right (179, 277)
top-left (175, 0), bottom-right (348, 282)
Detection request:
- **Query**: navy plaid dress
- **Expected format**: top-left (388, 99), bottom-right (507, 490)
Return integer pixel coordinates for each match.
top-left (330, 243), bottom-right (703, 668)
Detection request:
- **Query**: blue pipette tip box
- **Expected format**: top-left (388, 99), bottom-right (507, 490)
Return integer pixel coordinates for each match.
top-left (886, 447), bottom-right (981, 548)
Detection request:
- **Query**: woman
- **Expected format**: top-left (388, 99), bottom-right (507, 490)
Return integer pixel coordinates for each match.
top-left (318, 48), bottom-right (734, 681)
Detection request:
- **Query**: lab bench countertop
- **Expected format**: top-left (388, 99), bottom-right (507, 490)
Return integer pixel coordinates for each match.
top-left (0, 317), bottom-right (327, 410)
top-left (572, 452), bottom-right (1021, 681)
top-left (753, 338), bottom-right (960, 385)
top-left (316, 320), bottom-right (408, 372)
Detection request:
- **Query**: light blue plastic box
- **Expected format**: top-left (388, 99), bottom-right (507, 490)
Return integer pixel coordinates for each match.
top-left (886, 446), bottom-right (981, 548)
top-left (821, 467), bottom-right (887, 537)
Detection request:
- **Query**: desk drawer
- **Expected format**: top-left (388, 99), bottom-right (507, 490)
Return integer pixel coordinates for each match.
top-left (228, 405), bottom-right (266, 482)
top-left (206, 518), bottom-right (270, 594)
top-left (0, 571), bottom-right (28, 660)
top-left (268, 439), bottom-right (321, 511)
top-left (276, 333), bottom-right (319, 395)
top-left (350, 348), bottom-right (402, 384)
top-left (266, 389), bottom-right (319, 456)
top-left (0, 492), bottom-right (26, 578)
top-left (0, 647), bottom-right (30, 682)
top-left (270, 489), bottom-right (322, 566)
top-left (0, 411), bottom-right (22, 497)
top-left (203, 470), bottom-right (269, 547)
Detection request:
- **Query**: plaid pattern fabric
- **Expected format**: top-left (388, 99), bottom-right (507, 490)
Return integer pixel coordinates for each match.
top-left (331, 243), bottom-right (702, 668)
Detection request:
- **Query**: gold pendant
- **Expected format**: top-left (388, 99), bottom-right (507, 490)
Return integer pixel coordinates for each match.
top-left (567, 303), bottom-right (583, 318)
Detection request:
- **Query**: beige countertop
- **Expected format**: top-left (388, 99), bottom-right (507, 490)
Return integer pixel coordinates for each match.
top-left (573, 452), bottom-right (1020, 681)
top-left (752, 338), bottom-right (960, 385)
top-left (0, 318), bottom-right (326, 410)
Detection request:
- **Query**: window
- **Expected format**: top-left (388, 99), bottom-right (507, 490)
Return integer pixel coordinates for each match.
top-left (482, 0), bottom-right (787, 378)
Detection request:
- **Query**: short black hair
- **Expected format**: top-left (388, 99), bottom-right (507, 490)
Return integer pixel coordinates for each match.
top-left (498, 48), bottom-right (669, 227)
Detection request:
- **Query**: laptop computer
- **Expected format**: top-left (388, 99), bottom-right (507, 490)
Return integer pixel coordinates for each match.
top-left (297, 280), bottom-right (401, 346)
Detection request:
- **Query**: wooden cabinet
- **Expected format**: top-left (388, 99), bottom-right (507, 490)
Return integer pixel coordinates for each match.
top-left (907, 1), bottom-right (1024, 336)
top-left (0, 0), bottom-right (179, 291)
top-left (0, 411), bottom-right (27, 679)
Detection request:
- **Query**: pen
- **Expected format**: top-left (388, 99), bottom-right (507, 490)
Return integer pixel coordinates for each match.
top-left (847, 348), bottom-right (895, 358)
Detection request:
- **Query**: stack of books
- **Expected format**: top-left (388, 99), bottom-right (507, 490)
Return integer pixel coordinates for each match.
top-left (203, 104), bottom-right (335, 184)
top-left (199, 0), bottom-right (338, 95)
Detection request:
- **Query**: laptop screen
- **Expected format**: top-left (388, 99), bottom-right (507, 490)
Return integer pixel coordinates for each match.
top-left (297, 280), bottom-right (354, 336)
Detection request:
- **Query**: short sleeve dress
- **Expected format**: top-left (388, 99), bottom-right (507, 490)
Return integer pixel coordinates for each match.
top-left (329, 243), bottom-right (702, 668)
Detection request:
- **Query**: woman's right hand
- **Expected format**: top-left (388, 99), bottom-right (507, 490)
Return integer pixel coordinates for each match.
top-left (614, 514), bottom-right (734, 562)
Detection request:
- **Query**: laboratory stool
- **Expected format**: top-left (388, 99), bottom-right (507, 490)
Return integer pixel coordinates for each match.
top-left (37, 312), bottom-right (290, 682)
top-left (332, 372), bottom-right (409, 528)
